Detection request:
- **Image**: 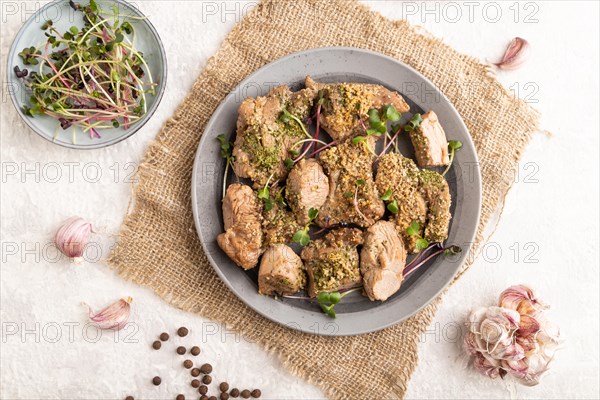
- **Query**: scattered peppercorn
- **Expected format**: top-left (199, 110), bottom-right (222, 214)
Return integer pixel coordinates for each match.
top-left (152, 376), bottom-right (161, 386)
top-left (176, 346), bottom-right (186, 355)
top-left (220, 394), bottom-right (229, 400)
top-left (250, 389), bottom-right (261, 398)
top-left (191, 368), bottom-right (201, 377)
top-left (200, 396), bottom-right (208, 400)
top-left (208, 397), bottom-right (217, 400)
top-left (177, 327), bottom-right (189, 337)
top-left (176, 395), bottom-right (185, 400)
top-left (200, 363), bottom-right (213, 374)
top-left (240, 390), bottom-right (251, 399)
top-left (190, 346), bottom-right (201, 356)
top-left (202, 375), bottom-right (212, 384)
top-left (152, 341), bottom-right (161, 350)
top-left (125, 396), bottom-right (134, 400)
top-left (159, 332), bottom-right (169, 341)
top-left (219, 382), bottom-right (229, 392)
top-left (198, 385), bottom-right (208, 395)
top-left (191, 379), bottom-right (200, 388)
top-left (229, 388), bottom-right (240, 398)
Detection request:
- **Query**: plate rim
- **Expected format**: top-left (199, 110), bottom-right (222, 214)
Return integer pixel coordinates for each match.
top-left (192, 46), bottom-right (482, 336)
top-left (5, 0), bottom-right (168, 150)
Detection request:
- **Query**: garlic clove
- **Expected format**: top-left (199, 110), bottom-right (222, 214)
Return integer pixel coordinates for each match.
top-left (54, 216), bottom-right (93, 263)
top-left (494, 37), bottom-right (531, 71)
top-left (86, 297), bottom-right (132, 330)
top-left (518, 314), bottom-right (541, 336)
top-left (499, 284), bottom-right (548, 315)
top-left (473, 353), bottom-right (502, 379)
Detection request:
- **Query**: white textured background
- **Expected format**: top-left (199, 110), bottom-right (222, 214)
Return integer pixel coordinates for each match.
top-left (1, 1), bottom-right (599, 399)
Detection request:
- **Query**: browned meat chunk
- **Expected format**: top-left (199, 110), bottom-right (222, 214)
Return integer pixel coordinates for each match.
top-left (305, 76), bottom-right (410, 141)
top-left (285, 158), bottom-right (330, 226)
top-left (217, 183), bottom-right (263, 269)
top-left (262, 186), bottom-right (301, 247)
top-left (233, 85), bottom-right (316, 187)
top-left (258, 244), bottom-right (306, 296)
top-left (300, 228), bottom-right (363, 297)
top-left (360, 221), bottom-right (407, 301)
top-left (375, 154), bottom-right (427, 253)
top-left (409, 111), bottom-right (449, 167)
top-left (317, 136), bottom-right (384, 228)
top-left (419, 170), bottom-right (451, 243)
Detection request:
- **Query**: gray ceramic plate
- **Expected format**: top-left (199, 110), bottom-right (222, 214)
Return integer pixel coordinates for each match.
top-left (192, 47), bottom-right (481, 336)
top-left (6, 0), bottom-right (167, 149)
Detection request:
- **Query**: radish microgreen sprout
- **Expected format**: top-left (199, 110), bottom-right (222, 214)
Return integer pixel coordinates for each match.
top-left (317, 287), bottom-right (361, 318)
top-left (279, 107), bottom-right (311, 139)
top-left (404, 113), bottom-right (423, 132)
top-left (406, 221), bottom-right (429, 251)
top-left (292, 207), bottom-right (318, 246)
top-left (217, 134), bottom-right (235, 199)
top-left (442, 140), bottom-right (463, 176)
top-left (257, 173), bottom-right (276, 211)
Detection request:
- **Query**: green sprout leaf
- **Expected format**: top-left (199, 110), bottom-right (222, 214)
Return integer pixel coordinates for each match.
top-left (404, 113), bottom-right (423, 132)
top-left (317, 292), bottom-right (330, 304)
top-left (380, 188), bottom-right (392, 201)
top-left (344, 191), bottom-right (354, 198)
top-left (263, 197), bottom-right (274, 212)
top-left (449, 140), bottom-right (463, 151)
top-left (289, 148), bottom-right (299, 157)
top-left (383, 104), bottom-right (401, 122)
top-left (368, 108), bottom-right (380, 125)
top-left (355, 179), bottom-right (366, 186)
top-left (416, 238), bottom-right (429, 251)
top-left (352, 135), bottom-right (366, 145)
top-left (387, 200), bottom-right (399, 214)
top-left (406, 221), bottom-right (421, 237)
top-left (328, 292), bottom-right (341, 305)
top-left (284, 158), bottom-right (294, 169)
top-left (307, 207), bottom-right (319, 221)
top-left (292, 230), bottom-right (310, 246)
top-left (257, 187), bottom-right (270, 200)
top-left (69, 26), bottom-right (79, 35)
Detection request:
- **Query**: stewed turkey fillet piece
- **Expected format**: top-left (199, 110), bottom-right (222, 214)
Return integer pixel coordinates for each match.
top-left (285, 158), bottom-right (330, 226)
top-left (217, 183), bottom-right (263, 270)
top-left (316, 136), bottom-right (385, 228)
top-left (408, 111), bottom-right (450, 168)
top-left (233, 85), bottom-right (316, 187)
top-left (262, 185), bottom-right (301, 247)
top-left (375, 153), bottom-right (427, 253)
top-left (305, 76), bottom-right (410, 141)
top-left (301, 228), bottom-right (364, 297)
top-left (258, 244), bottom-right (306, 296)
top-left (419, 170), bottom-right (452, 243)
top-left (360, 221), bottom-right (407, 302)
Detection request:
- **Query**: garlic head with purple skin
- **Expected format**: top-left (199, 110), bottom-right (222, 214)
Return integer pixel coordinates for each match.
top-left (54, 216), bottom-right (92, 264)
top-left (465, 285), bottom-right (559, 386)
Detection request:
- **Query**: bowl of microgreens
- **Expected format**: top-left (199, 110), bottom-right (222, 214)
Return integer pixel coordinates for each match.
top-left (7, 0), bottom-right (166, 149)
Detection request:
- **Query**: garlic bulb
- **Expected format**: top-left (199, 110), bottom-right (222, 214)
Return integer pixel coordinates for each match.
top-left (54, 216), bottom-right (92, 264)
top-left (495, 37), bottom-right (531, 71)
top-left (465, 285), bottom-right (559, 386)
top-left (87, 297), bottom-right (133, 330)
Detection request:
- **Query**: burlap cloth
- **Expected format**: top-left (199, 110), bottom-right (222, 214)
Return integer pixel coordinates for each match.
top-left (108, 0), bottom-right (541, 398)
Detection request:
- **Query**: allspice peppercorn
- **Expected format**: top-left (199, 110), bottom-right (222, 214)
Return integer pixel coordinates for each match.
top-left (220, 382), bottom-right (229, 392)
top-left (199, 363), bottom-right (213, 374)
top-left (220, 394), bottom-right (229, 400)
top-left (191, 379), bottom-right (200, 388)
top-left (251, 389), bottom-right (261, 398)
top-left (152, 341), bottom-right (161, 350)
top-left (229, 388), bottom-right (240, 398)
top-left (159, 332), bottom-right (169, 341)
top-left (240, 390), bottom-right (251, 399)
top-left (208, 397), bottom-right (217, 400)
top-left (191, 368), bottom-right (201, 377)
top-left (190, 346), bottom-right (201, 356)
top-left (152, 376), bottom-right (161, 386)
top-left (125, 396), bottom-right (134, 400)
top-left (198, 385), bottom-right (208, 395)
top-left (176, 395), bottom-right (185, 400)
top-left (202, 375), bottom-right (212, 385)
top-left (200, 396), bottom-right (208, 400)
top-left (177, 326), bottom-right (189, 337)
top-left (176, 346), bottom-right (186, 355)
top-left (183, 359), bottom-right (193, 369)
